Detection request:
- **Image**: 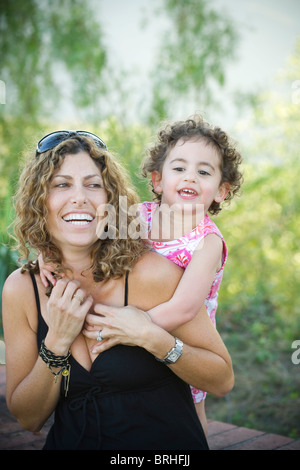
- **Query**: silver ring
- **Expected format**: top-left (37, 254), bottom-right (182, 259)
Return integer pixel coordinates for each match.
top-left (97, 330), bottom-right (103, 342)
top-left (73, 294), bottom-right (84, 304)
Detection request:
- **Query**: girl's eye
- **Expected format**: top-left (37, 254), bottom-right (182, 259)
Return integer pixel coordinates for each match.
top-left (173, 167), bottom-right (185, 172)
top-left (198, 170), bottom-right (210, 176)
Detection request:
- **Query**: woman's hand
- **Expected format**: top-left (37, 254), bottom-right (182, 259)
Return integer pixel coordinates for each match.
top-left (82, 304), bottom-right (153, 355)
top-left (45, 278), bottom-right (93, 355)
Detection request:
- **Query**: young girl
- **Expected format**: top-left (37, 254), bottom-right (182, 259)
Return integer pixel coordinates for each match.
top-left (139, 115), bottom-right (242, 433)
top-left (39, 115), bottom-right (243, 434)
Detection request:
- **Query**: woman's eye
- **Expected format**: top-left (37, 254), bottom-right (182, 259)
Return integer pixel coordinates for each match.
top-left (55, 182), bottom-right (69, 188)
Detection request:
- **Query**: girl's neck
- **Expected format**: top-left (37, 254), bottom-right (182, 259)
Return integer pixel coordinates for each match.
top-left (150, 203), bottom-right (206, 241)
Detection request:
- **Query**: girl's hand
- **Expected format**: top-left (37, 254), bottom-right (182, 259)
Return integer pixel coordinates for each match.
top-left (45, 278), bottom-right (93, 355)
top-left (82, 304), bottom-right (152, 355)
top-left (38, 253), bottom-right (61, 288)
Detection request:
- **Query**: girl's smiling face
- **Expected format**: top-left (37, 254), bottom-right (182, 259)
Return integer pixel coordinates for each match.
top-left (151, 138), bottom-right (230, 214)
top-left (46, 151), bottom-right (108, 253)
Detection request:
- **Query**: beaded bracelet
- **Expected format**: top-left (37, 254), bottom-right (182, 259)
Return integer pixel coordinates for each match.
top-left (39, 339), bottom-right (71, 396)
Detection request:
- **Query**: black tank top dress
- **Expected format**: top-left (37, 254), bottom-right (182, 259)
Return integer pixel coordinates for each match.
top-left (30, 272), bottom-right (208, 450)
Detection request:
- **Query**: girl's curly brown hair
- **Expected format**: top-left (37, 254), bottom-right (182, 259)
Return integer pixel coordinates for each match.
top-left (13, 135), bottom-right (148, 282)
top-left (141, 114), bottom-right (243, 215)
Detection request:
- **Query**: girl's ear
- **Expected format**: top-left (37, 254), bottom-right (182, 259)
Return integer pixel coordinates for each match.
top-left (151, 171), bottom-right (163, 194)
top-left (214, 182), bottom-right (230, 203)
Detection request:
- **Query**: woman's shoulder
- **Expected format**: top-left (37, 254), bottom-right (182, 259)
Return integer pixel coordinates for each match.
top-left (2, 268), bottom-right (40, 334)
top-left (129, 251), bottom-right (183, 309)
top-left (3, 268), bottom-right (33, 299)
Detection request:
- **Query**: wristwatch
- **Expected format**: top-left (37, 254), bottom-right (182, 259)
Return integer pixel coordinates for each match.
top-left (155, 337), bottom-right (183, 364)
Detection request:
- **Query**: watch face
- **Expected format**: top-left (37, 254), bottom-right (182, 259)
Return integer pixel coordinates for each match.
top-left (168, 351), bottom-right (180, 362)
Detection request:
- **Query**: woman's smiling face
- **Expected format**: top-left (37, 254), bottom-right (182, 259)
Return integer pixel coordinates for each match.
top-left (46, 151), bottom-right (108, 253)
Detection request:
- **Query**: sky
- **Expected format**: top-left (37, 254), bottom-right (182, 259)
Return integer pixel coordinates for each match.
top-left (93, 0), bottom-right (300, 129)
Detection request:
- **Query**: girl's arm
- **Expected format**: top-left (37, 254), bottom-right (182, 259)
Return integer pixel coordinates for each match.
top-left (2, 270), bottom-right (92, 432)
top-left (84, 302), bottom-right (233, 396)
top-left (82, 251), bottom-right (234, 397)
top-left (38, 234), bottom-right (223, 331)
top-left (148, 234), bottom-right (224, 330)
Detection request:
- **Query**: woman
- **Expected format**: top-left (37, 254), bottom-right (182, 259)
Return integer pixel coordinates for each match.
top-left (2, 131), bottom-right (234, 450)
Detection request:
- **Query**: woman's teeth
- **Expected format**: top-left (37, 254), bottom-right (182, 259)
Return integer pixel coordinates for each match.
top-left (63, 213), bottom-right (94, 225)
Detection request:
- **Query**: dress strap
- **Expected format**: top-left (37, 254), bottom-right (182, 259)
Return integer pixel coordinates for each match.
top-left (124, 271), bottom-right (129, 306)
top-left (29, 271), bottom-right (42, 318)
top-left (30, 271), bottom-right (48, 347)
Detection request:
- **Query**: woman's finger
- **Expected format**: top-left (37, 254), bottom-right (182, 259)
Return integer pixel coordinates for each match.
top-left (82, 323), bottom-right (109, 339)
top-left (78, 295), bottom-right (94, 316)
top-left (62, 280), bottom-right (81, 301)
top-left (85, 312), bottom-right (112, 328)
top-left (72, 288), bottom-right (86, 305)
top-left (93, 303), bottom-right (120, 317)
top-left (91, 338), bottom-right (118, 355)
top-left (50, 277), bottom-right (70, 298)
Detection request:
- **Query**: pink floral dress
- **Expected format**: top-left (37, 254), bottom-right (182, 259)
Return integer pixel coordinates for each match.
top-left (140, 201), bottom-right (227, 403)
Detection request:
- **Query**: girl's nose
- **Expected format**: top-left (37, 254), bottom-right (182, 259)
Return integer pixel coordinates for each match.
top-left (184, 170), bottom-right (197, 183)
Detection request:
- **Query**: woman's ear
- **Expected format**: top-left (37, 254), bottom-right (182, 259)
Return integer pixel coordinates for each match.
top-left (214, 182), bottom-right (230, 203)
top-left (151, 171), bottom-right (163, 194)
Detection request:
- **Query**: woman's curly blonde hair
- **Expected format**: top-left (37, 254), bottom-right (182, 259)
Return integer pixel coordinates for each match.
top-left (14, 135), bottom-right (148, 282)
top-left (141, 114), bottom-right (243, 215)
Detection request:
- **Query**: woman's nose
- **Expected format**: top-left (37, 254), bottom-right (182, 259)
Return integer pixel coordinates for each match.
top-left (70, 186), bottom-right (87, 205)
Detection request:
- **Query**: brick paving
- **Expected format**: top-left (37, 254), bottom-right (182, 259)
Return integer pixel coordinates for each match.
top-left (1, 365), bottom-right (299, 450)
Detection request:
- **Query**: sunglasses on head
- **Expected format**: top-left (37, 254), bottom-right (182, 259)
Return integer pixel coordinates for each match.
top-left (36, 130), bottom-right (107, 156)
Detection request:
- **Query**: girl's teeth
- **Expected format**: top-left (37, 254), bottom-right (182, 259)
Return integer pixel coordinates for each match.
top-left (180, 189), bottom-right (197, 195)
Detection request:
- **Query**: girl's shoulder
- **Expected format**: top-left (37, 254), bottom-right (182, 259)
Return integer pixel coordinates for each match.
top-left (202, 215), bottom-right (224, 238)
top-left (139, 201), bottom-right (158, 218)
top-left (129, 251), bottom-right (183, 310)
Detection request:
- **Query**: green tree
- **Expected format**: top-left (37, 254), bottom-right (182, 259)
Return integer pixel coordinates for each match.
top-left (207, 39), bottom-right (300, 437)
top-left (0, 0), bottom-right (109, 330)
top-left (219, 39), bottom-right (300, 323)
top-left (0, 0), bottom-right (108, 177)
top-left (146, 0), bottom-right (239, 124)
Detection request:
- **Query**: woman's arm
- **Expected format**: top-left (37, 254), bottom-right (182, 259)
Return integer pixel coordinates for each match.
top-left (147, 234), bottom-right (223, 330)
top-left (2, 270), bottom-right (92, 432)
top-left (168, 303), bottom-right (233, 396)
top-left (83, 303), bottom-right (233, 397)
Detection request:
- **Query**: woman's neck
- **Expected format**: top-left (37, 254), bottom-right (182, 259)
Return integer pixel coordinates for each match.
top-left (61, 247), bottom-right (94, 281)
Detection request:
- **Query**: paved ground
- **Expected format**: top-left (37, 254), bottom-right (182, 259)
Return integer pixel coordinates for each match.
top-left (1, 365), bottom-right (299, 450)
